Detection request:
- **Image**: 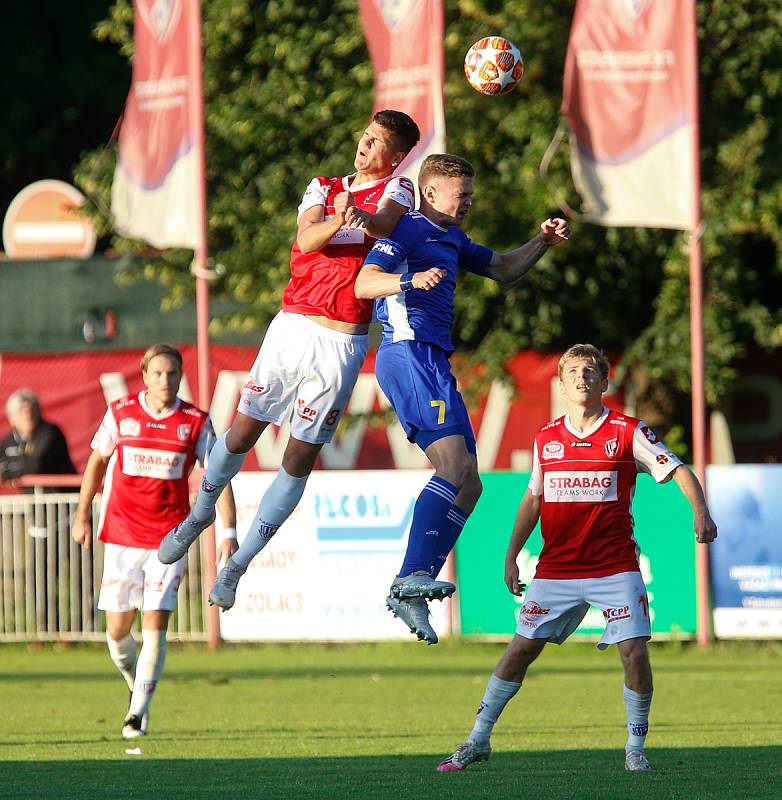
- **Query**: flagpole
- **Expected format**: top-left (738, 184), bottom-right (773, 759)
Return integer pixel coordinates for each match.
top-left (687, 1), bottom-right (711, 648)
top-left (189, 0), bottom-right (220, 650)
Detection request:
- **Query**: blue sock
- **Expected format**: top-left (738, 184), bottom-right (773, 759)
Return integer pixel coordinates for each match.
top-left (432, 505), bottom-right (469, 578)
top-left (398, 476), bottom-right (458, 578)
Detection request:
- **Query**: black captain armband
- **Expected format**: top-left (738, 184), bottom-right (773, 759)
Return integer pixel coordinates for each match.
top-left (399, 273), bottom-right (415, 292)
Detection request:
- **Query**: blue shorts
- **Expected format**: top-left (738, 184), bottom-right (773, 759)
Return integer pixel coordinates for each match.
top-left (375, 340), bottom-right (476, 453)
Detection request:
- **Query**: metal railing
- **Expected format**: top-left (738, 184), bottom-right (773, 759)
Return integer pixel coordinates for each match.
top-left (0, 476), bottom-right (208, 641)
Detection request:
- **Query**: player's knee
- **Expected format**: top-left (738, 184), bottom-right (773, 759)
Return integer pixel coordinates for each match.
top-left (226, 415), bottom-right (266, 453)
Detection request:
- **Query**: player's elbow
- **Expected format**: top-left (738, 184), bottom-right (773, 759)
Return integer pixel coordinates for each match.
top-left (354, 277), bottom-right (376, 300)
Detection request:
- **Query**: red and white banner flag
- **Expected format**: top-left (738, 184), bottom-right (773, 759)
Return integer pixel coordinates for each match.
top-left (563, 0), bottom-right (697, 229)
top-left (111, 0), bottom-right (202, 248)
top-left (359, 0), bottom-right (446, 193)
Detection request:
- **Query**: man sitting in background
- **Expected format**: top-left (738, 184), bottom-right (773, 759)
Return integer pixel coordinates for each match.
top-left (0, 389), bottom-right (75, 483)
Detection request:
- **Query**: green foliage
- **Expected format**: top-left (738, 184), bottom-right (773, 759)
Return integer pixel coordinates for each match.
top-left (72, 1), bottom-right (782, 448)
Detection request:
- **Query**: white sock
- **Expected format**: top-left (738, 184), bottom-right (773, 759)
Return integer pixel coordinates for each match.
top-left (192, 434), bottom-right (246, 520)
top-left (231, 466), bottom-right (309, 570)
top-left (107, 633), bottom-right (136, 691)
top-left (127, 629), bottom-right (167, 721)
top-left (623, 685), bottom-right (653, 753)
top-left (469, 674), bottom-right (522, 745)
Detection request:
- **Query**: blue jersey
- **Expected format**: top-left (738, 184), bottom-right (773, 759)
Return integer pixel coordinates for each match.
top-left (363, 211), bottom-right (494, 352)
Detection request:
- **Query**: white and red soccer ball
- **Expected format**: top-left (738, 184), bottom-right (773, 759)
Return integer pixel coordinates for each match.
top-left (464, 36), bottom-right (524, 95)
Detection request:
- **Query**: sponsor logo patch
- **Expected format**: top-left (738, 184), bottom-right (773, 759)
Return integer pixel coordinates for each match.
top-left (602, 605), bottom-right (631, 622)
top-left (296, 399), bottom-right (317, 422)
top-left (656, 453), bottom-right (669, 464)
top-left (604, 437), bottom-right (619, 457)
top-left (520, 601), bottom-right (550, 624)
top-left (122, 446), bottom-right (185, 480)
top-left (146, 421), bottom-right (166, 430)
top-left (543, 471), bottom-right (618, 503)
top-left (242, 380), bottom-right (265, 393)
top-left (541, 441), bottom-right (565, 460)
top-left (119, 418), bottom-right (141, 437)
top-left (372, 242), bottom-right (396, 256)
top-left (571, 441), bottom-right (592, 448)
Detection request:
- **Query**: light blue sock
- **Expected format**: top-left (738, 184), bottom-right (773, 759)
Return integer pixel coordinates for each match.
top-left (231, 466), bottom-right (310, 570)
top-left (192, 434), bottom-right (246, 520)
top-left (398, 476), bottom-right (458, 578)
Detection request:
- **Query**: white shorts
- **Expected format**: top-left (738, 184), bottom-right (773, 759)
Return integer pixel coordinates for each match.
top-left (516, 571), bottom-right (651, 649)
top-left (98, 543), bottom-right (186, 613)
top-left (237, 311), bottom-right (369, 444)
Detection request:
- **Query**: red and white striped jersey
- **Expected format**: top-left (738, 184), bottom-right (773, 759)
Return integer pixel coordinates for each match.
top-left (91, 393), bottom-right (211, 550)
top-left (283, 173), bottom-right (415, 324)
top-left (528, 408), bottom-right (681, 579)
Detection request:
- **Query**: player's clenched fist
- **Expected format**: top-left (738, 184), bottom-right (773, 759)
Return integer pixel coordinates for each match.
top-left (412, 267), bottom-right (446, 290)
top-left (332, 191), bottom-right (355, 218)
top-left (539, 217), bottom-right (570, 245)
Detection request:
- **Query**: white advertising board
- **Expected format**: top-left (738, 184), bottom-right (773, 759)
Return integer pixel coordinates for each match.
top-left (217, 470), bottom-right (453, 641)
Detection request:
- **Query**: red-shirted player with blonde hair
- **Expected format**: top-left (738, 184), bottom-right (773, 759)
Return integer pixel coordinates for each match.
top-left (437, 343), bottom-right (718, 774)
top-left (72, 344), bottom-right (237, 740)
top-left (158, 110), bottom-right (421, 611)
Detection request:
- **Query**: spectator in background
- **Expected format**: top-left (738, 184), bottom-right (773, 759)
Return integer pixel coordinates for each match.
top-left (0, 389), bottom-right (76, 483)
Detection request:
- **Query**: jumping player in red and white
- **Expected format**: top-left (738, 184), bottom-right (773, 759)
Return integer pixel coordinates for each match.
top-left (437, 343), bottom-right (718, 774)
top-left (158, 110), bottom-right (421, 611)
top-left (72, 344), bottom-right (237, 740)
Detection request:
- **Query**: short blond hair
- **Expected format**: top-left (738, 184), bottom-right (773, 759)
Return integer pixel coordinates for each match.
top-left (140, 343), bottom-right (183, 373)
top-left (557, 344), bottom-right (609, 381)
top-left (418, 154), bottom-right (475, 188)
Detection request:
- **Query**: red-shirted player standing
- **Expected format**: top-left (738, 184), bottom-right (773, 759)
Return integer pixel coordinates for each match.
top-left (158, 110), bottom-right (421, 611)
top-left (72, 344), bottom-right (237, 740)
top-left (437, 343), bottom-right (717, 774)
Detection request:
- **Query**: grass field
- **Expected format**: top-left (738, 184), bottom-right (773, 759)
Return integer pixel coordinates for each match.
top-left (0, 639), bottom-right (779, 800)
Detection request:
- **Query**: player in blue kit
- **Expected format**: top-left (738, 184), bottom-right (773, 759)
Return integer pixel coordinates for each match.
top-left (355, 154), bottom-right (570, 643)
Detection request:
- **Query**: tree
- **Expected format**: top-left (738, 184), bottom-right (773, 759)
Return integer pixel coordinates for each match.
top-left (73, 0), bottom-right (782, 457)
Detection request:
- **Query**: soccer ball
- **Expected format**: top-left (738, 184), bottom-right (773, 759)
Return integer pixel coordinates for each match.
top-left (464, 36), bottom-right (524, 95)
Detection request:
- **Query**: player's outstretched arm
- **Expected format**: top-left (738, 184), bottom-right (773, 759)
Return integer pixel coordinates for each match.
top-left (487, 217), bottom-right (571, 285)
top-left (504, 489), bottom-right (541, 595)
top-left (354, 263), bottom-right (446, 299)
top-left (215, 484), bottom-right (239, 563)
top-left (344, 198), bottom-right (409, 239)
top-left (296, 191), bottom-right (355, 254)
top-left (71, 449), bottom-right (110, 550)
top-left (671, 466), bottom-right (718, 544)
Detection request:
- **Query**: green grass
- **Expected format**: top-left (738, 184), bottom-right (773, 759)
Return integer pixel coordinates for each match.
top-left (0, 640), bottom-right (780, 799)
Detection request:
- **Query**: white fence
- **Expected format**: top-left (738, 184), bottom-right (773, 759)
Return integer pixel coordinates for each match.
top-left (0, 484), bottom-right (208, 642)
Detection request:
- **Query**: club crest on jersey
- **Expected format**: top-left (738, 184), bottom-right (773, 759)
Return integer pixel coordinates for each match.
top-left (119, 418), bottom-right (141, 437)
top-left (177, 424), bottom-right (192, 441)
top-left (604, 438), bottom-right (619, 457)
top-left (541, 441), bottom-right (565, 460)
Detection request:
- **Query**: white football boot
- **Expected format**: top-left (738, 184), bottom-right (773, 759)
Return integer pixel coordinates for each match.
top-left (386, 594), bottom-right (438, 644)
top-left (437, 740), bottom-right (492, 772)
top-left (390, 570), bottom-right (455, 601)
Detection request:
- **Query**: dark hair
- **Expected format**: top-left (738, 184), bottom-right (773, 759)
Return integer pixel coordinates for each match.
top-left (141, 343), bottom-right (183, 372)
top-left (558, 344), bottom-right (610, 381)
top-left (373, 110), bottom-right (420, 154)
top-left (418, 153), bottom-right (475, 186)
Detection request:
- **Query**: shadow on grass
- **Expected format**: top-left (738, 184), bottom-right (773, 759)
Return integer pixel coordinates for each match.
top-left (2, 747), bottom-right (780, 800)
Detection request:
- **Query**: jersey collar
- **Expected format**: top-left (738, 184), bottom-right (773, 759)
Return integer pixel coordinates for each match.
top-left (138, 391), bottom-right (181, 420)
top-left (564, 407), bottom-right (609, 439)
top-left (344, 173), bottom-right (386, 192)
